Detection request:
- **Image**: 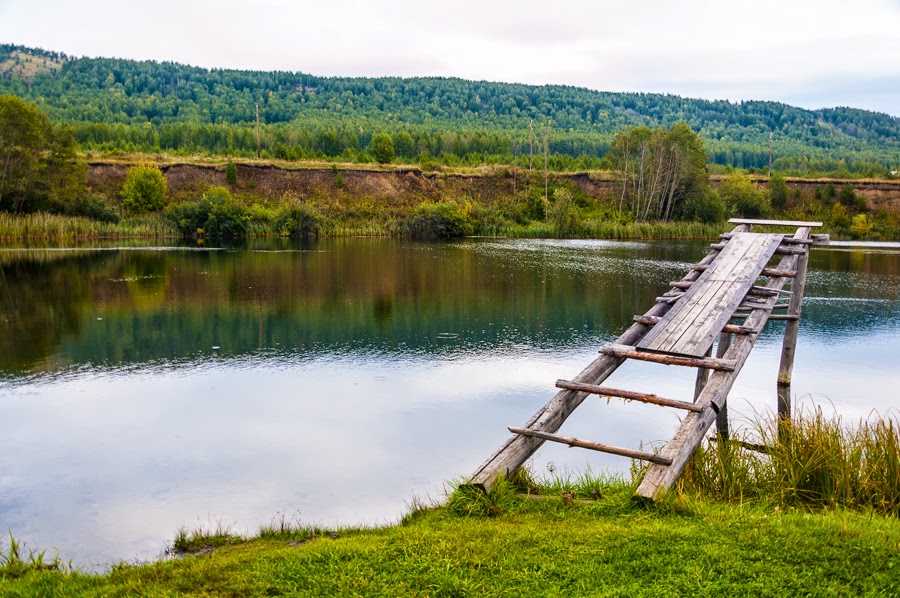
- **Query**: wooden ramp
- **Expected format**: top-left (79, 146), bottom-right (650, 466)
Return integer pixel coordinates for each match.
top-left (469, 219), bottom-right (825, 501)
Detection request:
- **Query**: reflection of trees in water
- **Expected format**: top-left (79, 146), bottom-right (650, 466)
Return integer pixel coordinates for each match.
top-left (2, 241), bottom-right (896, 376)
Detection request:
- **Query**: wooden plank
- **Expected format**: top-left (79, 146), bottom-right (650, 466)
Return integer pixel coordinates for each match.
top-left (508, 427), bottom-right (673, 466)
top-left (600, 344), bottom-right (737, 371)
top-left (729, 218), bottom-right (823, 227)
top-left (467, 224), bottom-right (753, 494)
top-left (555, 380), bottom-right (703, 412)
top-left (635, 227), bottom-right (811, 501)
top-left (777, 227), bottom-right (812, 420)
top-left (637, 233), bottom-right (782, 357)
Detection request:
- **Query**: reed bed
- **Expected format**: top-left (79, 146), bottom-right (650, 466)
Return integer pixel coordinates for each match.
top-left (0, 213), bottom-right (177, 242)
top-left (679, 409), bottom-right (900, 515)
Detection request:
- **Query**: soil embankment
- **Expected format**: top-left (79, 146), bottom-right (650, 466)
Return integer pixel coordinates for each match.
top-left (87, 162), bottom-right (900, 212)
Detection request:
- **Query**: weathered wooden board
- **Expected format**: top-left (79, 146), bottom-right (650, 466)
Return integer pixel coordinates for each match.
top-left (636, 233), bottom-right (783, 357)
top-left (728, 218), bottom-right (823, 228)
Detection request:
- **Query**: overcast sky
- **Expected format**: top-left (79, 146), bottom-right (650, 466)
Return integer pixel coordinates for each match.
top-left (2, 0), bottom-right (899, 116)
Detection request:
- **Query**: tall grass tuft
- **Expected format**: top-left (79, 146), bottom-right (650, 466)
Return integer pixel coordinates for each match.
top-left (679, 408), bottom-right (900, 515)
top-left (1, 533), bottom-right (66, 578)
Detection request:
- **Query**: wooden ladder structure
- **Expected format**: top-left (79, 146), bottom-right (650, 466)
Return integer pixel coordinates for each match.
top-left (469, 218), bottom-right (827, 501)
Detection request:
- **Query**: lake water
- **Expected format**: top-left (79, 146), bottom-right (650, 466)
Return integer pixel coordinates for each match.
top-left (1, 237), bottom-right (899, 570)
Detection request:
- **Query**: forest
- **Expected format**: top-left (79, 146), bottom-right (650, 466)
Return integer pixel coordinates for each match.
top-left (1, 44), bottom-right (898, 177)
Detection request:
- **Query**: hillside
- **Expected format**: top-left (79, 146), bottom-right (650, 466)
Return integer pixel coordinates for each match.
top-left (1, 44), bottom-right (898, 175)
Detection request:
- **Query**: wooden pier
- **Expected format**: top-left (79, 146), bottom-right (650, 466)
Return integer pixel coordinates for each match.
top-left (469, 218), bottom-right (826, 501)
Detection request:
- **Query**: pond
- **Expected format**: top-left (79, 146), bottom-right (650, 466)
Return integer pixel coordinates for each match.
top-left (1, 237), bottom-right (899, 569)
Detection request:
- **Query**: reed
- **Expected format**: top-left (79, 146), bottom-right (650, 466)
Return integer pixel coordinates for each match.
top-left (0, 213), bottom-right (177, 242)
top-left (679, 408), bottom-right (900, 515)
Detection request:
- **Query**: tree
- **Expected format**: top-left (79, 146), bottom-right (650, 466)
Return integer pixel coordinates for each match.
top-left (121, 164), bottom-right (167, 214)
top-left (225, 160), bottom-right (237, 185)
top-left (0, 95), bottom-right (84, 212)
top-left (370, 132), bottom-right (395, 164)
top-left (607, 122), bottom-right (708, 221)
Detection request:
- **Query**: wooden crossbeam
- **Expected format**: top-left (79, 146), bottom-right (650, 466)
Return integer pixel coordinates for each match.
top-left (599, 344), bottom-right (737, 371)
top-left (710, 242), bottom-right (806, 255)
top-left (633, 315), bottom-right (757, 336)
top-left (507, 427), bottom-right (673, 466)
top-left (761, 268), bottom-right (797, 278)
top-left (555, 379), bottom-right (703, 412)
top-left (721, 233), bottom-right (814, 246)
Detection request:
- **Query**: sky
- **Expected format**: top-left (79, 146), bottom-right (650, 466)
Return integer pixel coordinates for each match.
top-left (2, 0), bottom-right (899, 116)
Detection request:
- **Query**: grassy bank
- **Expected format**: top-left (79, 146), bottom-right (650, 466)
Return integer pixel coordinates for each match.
top-left (2, 411), bottom-right (899, 596)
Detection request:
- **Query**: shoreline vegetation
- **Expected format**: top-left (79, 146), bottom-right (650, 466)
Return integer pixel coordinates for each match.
top-left (1, 155), bottom-right (899, 244)
top-left (2, 410), bottom-right (898, 595)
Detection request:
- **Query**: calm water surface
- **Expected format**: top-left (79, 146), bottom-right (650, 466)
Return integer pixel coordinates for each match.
top-left (1, 238), bottom-right (899, 569)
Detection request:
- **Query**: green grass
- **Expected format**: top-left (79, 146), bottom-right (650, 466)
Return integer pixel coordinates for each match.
top-left (0, 212), bottom-right (176, 242)
top-left (3, 487), bottom-right (899, 596)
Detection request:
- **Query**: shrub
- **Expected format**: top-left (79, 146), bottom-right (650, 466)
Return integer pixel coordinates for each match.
top-left (768, 174), bottom-right (789, 211)
top-left (165, 186), bottom-right (249, 238)
top-left (719, 172), bottom-right (769, 218)
top-left (549, 188), bottom-right (579, 236)
top-left (225, 161), bottom-right (237, 185)
top-left (406, 201), bottom-right (473, 239)
top-left (68, 194), bottom-right (120, 223)
top-left (273, 202), bottom-right (323, 238)
top-left (678, 189), bottom-right (726, 224)
top-left (121, 164), bottom-right (167, 214)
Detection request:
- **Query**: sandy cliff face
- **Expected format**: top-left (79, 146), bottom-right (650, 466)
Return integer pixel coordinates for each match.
top-left (87, 162), bottom-right (900, 212)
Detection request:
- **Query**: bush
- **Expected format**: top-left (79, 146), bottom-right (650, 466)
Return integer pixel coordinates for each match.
top-left (719, 172), bottom-right (769, 218)
top-left (165, 186), bottom-right (250, 238)
top-left (768, 174), bottom-right (789, 211)
top-left (678, 189), bottom-right (726, 224)
top-left (273, 202), bottom-right (323, 238)
top-left (549, 188), bottom-right (579, 236)
top-left (225, 161), bottom-right (237, 185)
top-left (407, 201), bottom-right (473, 238)
top-left (68, 194), bottom-right (120, 223)
top-left (121, 164), bottom-right (167, 214)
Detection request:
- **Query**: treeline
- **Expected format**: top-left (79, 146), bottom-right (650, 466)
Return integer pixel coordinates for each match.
top-left (1, 45), bottom-right (898, 176)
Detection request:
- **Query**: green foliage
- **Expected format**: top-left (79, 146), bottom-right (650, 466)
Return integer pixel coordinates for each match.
top-left (369, 132), bottom-right (395, 164)
top-left (718, 172), bottom-right (770, 218)
top-left (67, 193), bottom-right (120, 223)
top-left (830, 203), bottom-right (851, 231)
top-left (2, 46), bottom-right (899, 174)
top-left (224, 160), bottom-right (237, 185)
top-left (607, 122), bottom-right (709, 221)
top-left (767, 174), bottom-right (789, 211)
top-left (407, 201), bottom-right (473, 238)
top-left (549, 187), bottom-right (579, 235)
top-left (446, 478), bottom-right (518, 517)
top-left (165, 186), bottom-right (250, 238)
top-left (838, 182), bottom-right (867, 212)
top-left (0, 95), bottom-right (85, 213)
top-left (121, 164), bottom-right (167, 214)
top-left (677, 188), bottom-right (726, 223)
top-left (850, 214), bottom-right (873, 239)
top-left (273, 201), bottom-right (323, 238)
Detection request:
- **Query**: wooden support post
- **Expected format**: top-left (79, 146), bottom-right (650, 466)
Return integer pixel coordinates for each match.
top-left (467, 225), bottom-right (752, 493)
top-left (715, 332), bottom-right (733, 440)
top-left (776, 227), bottom-right (811, 424)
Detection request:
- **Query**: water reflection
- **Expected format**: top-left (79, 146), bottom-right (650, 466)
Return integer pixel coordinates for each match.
top-left (1, 238), bottom-right (899, 569)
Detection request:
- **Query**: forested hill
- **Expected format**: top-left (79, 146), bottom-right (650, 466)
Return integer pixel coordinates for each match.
top-left (1, 43), bottom-right (898, 175)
